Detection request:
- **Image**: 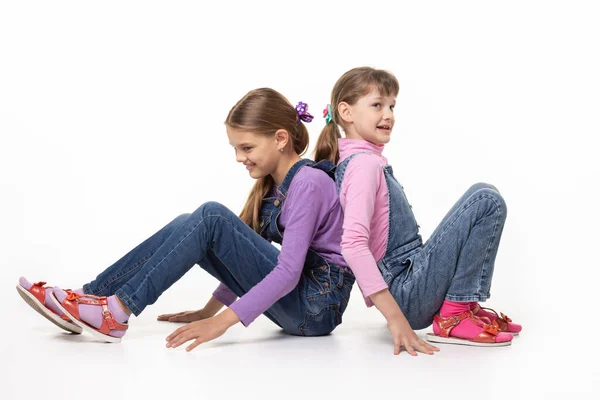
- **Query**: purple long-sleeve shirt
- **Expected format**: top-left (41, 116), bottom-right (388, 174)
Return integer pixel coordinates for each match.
top-left (212, 166), bottom-right (348, 326)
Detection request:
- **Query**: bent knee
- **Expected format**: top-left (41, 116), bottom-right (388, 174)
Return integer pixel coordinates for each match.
top-left (191, 201), bottom-right (230, 219)
top-left (476, 187), bottom-right (507, 217)
top-left (469, 182), bottom-right (499, 194)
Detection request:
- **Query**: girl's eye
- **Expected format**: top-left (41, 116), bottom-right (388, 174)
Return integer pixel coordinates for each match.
top-left (390, 105), bottom-right (395, 110)
top-left (372, 103), bottom-right (381, 108)
top-left (243, 147), bottom-right (252, 151)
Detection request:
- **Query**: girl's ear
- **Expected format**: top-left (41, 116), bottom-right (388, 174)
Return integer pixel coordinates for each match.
top-left (338, 102), bottom-right (353, 124)
top-left (274, 129), bottom-right (290, 151)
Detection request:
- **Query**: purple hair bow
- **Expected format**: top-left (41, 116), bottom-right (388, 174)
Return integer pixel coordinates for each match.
top-left (295, 101), bottom-right (314, 124)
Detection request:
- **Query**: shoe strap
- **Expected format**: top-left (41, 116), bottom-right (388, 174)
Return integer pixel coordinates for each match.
top-left (434, 311), bottom-right (499, 338)
top-left (29, 282), bottom-right (47, 304)
top-left (479, 306), bottom-right (512, 323)
top-left (65, 292), bottom-right (129, 332)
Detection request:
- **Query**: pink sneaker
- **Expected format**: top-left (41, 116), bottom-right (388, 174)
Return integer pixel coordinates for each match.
top-left (16, 277), bottom-right (82, 334)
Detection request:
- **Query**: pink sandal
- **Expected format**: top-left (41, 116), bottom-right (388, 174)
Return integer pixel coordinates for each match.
top-left (50, 291), bottom-right (128, 343)
top-left (426, 311), bottom-right (512, 347)
top-left (16, 279), bottom-right (82, 334)
top-left (472, 304), bottom-right (522, 335)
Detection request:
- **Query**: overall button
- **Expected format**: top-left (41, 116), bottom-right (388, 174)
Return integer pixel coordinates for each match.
top-left (274, 199), bottom-right (281, 207)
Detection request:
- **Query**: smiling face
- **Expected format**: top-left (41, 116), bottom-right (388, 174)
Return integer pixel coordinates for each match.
top-left (339, 88), bottom-right (396, 145)
top-left (227, 127), bottom-right (281, 180)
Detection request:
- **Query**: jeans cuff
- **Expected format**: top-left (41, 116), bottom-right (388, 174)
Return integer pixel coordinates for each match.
top-left (82, 283), bottom-right (94, 295)
top-left (445, 294), bottom-right (489, 302)
top-left (115, 287), bottom-right (141, 316)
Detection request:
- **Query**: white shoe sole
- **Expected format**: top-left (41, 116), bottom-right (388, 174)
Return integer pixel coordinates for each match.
top-left (426, 333), bottom-right (512, 347)
top-left (49, 292), bottom-right (123, 343)
top-left (16, 284), bottom-right (82, 334)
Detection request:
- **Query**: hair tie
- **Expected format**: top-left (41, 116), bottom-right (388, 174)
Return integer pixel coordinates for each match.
top-left (295, 102), bottom-right (314, 125)
top-left (323, 104), bottom-right (332, 125)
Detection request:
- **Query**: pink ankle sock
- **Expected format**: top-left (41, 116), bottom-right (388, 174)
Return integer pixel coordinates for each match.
top-left (52, 288), bottom-right (128, 338)
top-left (470, 302), bottom-right (522, 333)
top-left (434, 300), bottom-right (512, 343)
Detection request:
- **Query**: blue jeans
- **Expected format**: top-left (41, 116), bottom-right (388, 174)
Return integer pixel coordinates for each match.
top-left (383, 183), bottom-right (507, 329)
top-left (83, 202), bottom-right (353, 336)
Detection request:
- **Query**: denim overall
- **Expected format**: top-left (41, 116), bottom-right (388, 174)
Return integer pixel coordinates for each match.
top-left (336, 153), bottom-right (507, 329)
top-left (258, 159), bottom-right (355, 335)
top-left (85, 159), bottom-right (354, 336)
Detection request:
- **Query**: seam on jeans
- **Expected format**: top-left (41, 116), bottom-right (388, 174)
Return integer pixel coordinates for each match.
top-left (95, 254), bottom-right (153, 293)
top-left (444, 294), bottom-right (483, 302)
top-left (115, 288), bottom-right (140, 315)
top-left (383, 167), bottom-right (392, 261)
top-left (477, 194), bottom-right (502, 297)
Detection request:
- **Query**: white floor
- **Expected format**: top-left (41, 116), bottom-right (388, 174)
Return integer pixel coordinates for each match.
top-left (2, 2), bottom-right (599, 399)
top-left (2, 283), bottom-right (595, 400)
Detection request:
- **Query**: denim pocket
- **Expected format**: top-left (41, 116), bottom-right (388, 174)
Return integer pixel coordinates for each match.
top-left (400, 258), bottom-right (414, 285)
top-left (304, 265), bottom-right (332, 298)
top-left (399, 249), bottom-right (422, 286)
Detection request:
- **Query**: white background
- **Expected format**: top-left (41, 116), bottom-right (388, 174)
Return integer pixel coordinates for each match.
top-left (1, 1), bottom-right (599, 399)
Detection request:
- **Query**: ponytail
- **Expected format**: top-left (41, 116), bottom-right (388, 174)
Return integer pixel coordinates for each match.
top-left (239, 175), bottom-right (275, 233)
top-left (314, 122), bottom-right (341, 164)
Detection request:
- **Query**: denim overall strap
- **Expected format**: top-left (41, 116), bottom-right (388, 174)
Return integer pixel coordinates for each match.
top-left (258, 159), bottom-right (335, 269)
top-left (334, 151), bottom-right (423, 284)
top-left (334, 152), bottom-right (371, 193)
top-left (311, 159), bottom-right (337, 180)
top-left (274, 159), bottom-right (314, 198)
top-left (376, 165), bottom-right (423, 284)
top-left (259, 159), bottom-right (312, 243)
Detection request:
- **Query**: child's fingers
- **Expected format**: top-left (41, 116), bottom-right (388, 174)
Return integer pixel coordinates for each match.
top-left (404, 343), bottom-right (418, 356)
top-left (417, 342), bottom-right (433, 355)
top-left (425, 341), bottom-right (440, 352)
top-left (413, 338), bottom-right (438, 355)
top-left (168, 330), bottom-right (195, 348)
top-left (186, 339), bottom-right (203, 352)
top-left (158, 312), bottom-right (185, 321)
top-left (166, 323), bottom-right (190, 342)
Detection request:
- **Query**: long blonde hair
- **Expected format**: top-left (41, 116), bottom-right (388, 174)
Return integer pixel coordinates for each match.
top-left (225, 88), bottom-right (309, 232)
top-left (314, 67), bottom-right (399, 163)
